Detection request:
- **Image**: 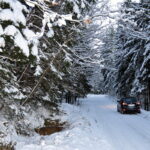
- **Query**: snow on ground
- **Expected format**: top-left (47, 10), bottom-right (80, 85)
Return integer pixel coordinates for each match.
top-left (15, 94), bottom-right (150, 150)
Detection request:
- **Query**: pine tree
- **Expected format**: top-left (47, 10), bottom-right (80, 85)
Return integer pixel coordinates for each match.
top-left (114, 1), bottom-right (150, 109)
top-left (0, 0), bottom-right (95, 106)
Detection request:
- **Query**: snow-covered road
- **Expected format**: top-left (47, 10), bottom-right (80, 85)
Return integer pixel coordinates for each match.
top-left (81, 95), bottom-right (150, 150)
top-left (16, 94), bottom-right (150, 150)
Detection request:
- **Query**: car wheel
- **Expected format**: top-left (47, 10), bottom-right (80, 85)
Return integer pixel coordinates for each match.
top-left (121, 109), bottom-right (125, 114)
top-left (137, 110), bottom-right (141, 113)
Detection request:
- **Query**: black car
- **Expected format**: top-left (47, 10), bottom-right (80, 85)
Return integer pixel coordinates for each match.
top-left (117, 97), bottom-right (141, 114)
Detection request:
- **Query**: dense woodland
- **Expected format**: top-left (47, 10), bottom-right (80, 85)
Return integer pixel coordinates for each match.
top-left (0, 0), bottom-right (93, 106)
top-left (0, 0), bottom-right (95, 144)
top-left (0, 0), bottom-right (150, 147)
top-left (100, 0), bottom-right (150, 110)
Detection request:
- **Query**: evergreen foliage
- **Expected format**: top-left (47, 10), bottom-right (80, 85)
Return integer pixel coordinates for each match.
top-left (0, 0), bottom-right (94, 107)
top-left (101, 1), bottom-right (150, 110)
top-left (115, 2), bottom-right (150, 99)
top-left (0, 0), bottom-right (95, 141)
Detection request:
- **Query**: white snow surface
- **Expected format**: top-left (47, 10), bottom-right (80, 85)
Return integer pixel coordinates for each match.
top-left (0, 0), bottom-right (27, 25)
top-left (15, 95), bottom-right (150, 150)
top-left (0, 37), bottom-right (5, 47)
top-left (0, 25), bottom-right (4, 35)
top-left (4, 25), bottom-right (30, 56)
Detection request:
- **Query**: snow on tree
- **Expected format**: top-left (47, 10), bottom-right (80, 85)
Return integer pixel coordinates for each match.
top-left (99, 26), bottom-right (117, 95)
top-left (0, 0), bottom-right (97, 144)
top-left (113, 1), bottom-right (150, 109)
top-left (74, 0), bottom-right (117, 93)
top-left (0, 0), bottom-right (96, 106)
top-left (86, 0), bottom-right (136, 94)
top-left (94, 0), bottom-right (150, 106)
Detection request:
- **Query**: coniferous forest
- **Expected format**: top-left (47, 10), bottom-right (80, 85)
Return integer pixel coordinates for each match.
top-left (0, 0), bottom-right (150, 149)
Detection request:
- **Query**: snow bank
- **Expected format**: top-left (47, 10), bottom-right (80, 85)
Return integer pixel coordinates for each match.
top-left (15, 101), bottom-right (111, 150)
top-left (11, 94), bottom-right (150, 150)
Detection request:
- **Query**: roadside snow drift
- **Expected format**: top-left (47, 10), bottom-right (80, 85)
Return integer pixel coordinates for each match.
top-left (15, 95), bottom-right (150, 150)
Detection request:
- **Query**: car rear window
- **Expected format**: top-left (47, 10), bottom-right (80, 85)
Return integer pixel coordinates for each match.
top-left (123, 97), bottom-right (137, 103)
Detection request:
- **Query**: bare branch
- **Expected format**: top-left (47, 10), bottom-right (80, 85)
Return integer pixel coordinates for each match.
top-left (17, 65), bottom-right (29, 82)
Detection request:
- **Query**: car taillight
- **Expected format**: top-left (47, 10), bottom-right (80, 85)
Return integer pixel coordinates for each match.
top-left (136, 102), bottom-right (141, 105)
top-left (122, 102), bottom-right (127, 105)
